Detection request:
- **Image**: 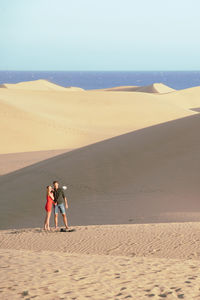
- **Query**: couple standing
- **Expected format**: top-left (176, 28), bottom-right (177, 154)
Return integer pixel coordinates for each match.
top-left (44, 180), bottom-right (69, 231)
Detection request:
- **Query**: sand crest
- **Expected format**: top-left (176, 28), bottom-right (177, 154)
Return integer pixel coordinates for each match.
top-left (103, 83), bottom-right (175, 93)
top-left (0, 81), bottom-right (196, 154)
top-left (1, 79), bottom-right (67, 91)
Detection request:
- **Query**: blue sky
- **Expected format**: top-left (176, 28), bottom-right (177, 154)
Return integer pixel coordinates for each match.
top-left (0, 0), bottom-right (200, 70)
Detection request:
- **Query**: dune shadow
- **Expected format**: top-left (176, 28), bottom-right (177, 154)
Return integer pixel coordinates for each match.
top-left (1, 113), bottom-right (200, 229)
top-left (190, 107), bottom-right (200, 112)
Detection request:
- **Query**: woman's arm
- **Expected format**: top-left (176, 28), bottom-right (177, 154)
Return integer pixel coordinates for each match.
top-left (48, 191), bottom-right (54, 200)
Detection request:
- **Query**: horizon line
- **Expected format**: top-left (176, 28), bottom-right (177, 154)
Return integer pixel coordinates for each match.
top-left (1, 70), bottom-right (200, 72)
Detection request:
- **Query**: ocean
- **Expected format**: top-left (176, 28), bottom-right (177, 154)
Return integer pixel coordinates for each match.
top-left (0, 71), bottom-right (200, 90)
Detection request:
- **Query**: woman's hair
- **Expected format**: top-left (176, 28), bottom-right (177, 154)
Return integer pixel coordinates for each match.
top-left (46, 185), bottom-right (51, 196)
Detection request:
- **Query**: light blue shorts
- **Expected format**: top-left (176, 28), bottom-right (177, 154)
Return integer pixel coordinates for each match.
top-left (54, 203), bottom-right (66, 215)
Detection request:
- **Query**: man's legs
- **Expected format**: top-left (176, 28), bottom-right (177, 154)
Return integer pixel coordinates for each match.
top-left (54, 213), bottom-right (58, 229)
top-left (54, 204), bottom-right (59, 229)
top-left (62, 214), bottom-right (69, 229)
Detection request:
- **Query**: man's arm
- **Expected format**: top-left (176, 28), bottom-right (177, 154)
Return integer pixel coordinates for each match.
top-left (64, 197), bottom-right (68, 209)
top-left (62, 190), bottom-right (68, 209)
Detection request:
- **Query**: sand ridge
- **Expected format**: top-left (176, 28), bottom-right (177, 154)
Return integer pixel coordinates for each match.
top-left (0, 81), bottom-right (197, 154)
top-left (0, 79), bottom-right (85, 91)
top-left (102, 83), bottom-right (175, 93)
top-left (1, 113), bottom-right (200, 229)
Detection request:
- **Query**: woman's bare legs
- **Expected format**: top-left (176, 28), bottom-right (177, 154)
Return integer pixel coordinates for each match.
top-left (44, 211), bottom-right (51, 230)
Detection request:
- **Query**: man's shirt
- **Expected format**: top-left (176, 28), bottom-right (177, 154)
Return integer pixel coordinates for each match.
top-left (53, 188), bottom-right (65, 205)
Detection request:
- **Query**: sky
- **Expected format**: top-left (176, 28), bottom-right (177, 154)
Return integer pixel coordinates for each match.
top-left (0, 0), bottom-right (200, 71)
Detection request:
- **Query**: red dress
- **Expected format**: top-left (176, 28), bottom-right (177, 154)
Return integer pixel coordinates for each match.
top-left (45, 195), bottom-right (54, 212)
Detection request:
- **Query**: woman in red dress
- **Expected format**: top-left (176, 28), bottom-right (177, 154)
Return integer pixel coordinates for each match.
top-left (44, 185), bottom-right (55, 230)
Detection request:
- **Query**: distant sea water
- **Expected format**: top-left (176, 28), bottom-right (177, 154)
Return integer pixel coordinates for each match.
top-left (0, 71), bottom-right (200, 90)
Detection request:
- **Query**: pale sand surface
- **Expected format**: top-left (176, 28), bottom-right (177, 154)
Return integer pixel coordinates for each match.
top-left (1, 81), bottom-right (200, 229)
top-left (1, 223), bottom-right (200, 299)
top-left (1, 113), bottom-right (200, 229)
top-left (103, 83), bottom-right (175, 93)
top-left (0, 81), bottom-right (197, 154)
top-left (2, 81), bottom-right (200, 298)
top-left (0, 149), bottom-right (70, 175)
top-left (0, 79), bottom-right (84, 91)
top-left (1, 223), bottom-right (200, 259)
top-left (1, 249), bottom-right (200, 300)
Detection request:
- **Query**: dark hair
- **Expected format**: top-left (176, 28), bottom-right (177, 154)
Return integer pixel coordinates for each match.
top-left (46, 185), bottom-right (51, 189)
top-left (53, 181), bottom-right (59, 185)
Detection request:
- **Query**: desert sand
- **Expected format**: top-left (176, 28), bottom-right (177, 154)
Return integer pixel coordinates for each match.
top-left (1, 80), bottom-right (200, 227)
top-left (1, 223), bottom-right (200, 299)
top-left (1, 80), bottom-right (200, 299)
top-left (103, 83), bottom-right (175, 93)
top-left (0, 149), bottom-right (71, 175)
top-left (0, 81), bottom-right (196, 154)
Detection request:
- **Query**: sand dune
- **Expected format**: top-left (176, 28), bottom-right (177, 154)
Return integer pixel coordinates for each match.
top-left (162, 85), bottom-right (200, 110)
top-left (1, 79), bottom-right (85, 91)
top-left (0, 149), bottom-right (70, 175)
top-left (65, 86), bottom-right (85, 91)
top-left (0, 82), bottom-right (196, 154)
top-left (1, 81), bottom-right (200, 299)
top-left (1, 113), bottom-right (200, 229)
top-left (136, 83), bottom-right (175, 94)
top-left (102, 85), bottom-right (140, 92)
top-left (103, 83), bottom-right (175, 94)
top-left (1, 79), bottom-right (68, 91)
top-left (1, 81), bottom-right (200, 228)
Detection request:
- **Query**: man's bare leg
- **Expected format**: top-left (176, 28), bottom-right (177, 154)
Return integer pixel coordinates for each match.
top-left (62, 214), bottom-right (69, 229)
top-left (54, 213), bottom-right (58, 229)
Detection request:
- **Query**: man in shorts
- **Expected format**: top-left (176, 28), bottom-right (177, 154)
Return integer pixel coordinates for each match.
top-left (53, 180), bottom-right (69, 230)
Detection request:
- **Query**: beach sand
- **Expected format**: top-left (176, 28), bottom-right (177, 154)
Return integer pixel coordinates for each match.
top-left (1, 80), bottom-right (200, 299)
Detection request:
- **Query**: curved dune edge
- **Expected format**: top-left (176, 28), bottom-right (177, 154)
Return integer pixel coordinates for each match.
top-left (136, 83), bottom-right (175, 94)
top-left (1, 114), bottom-right (200, 229)
top-left (1, 79), bottom-right (174, 93)
top-left (0, 79), bottom-right (85, 91)
top-left (0, 149), bottom-right (71, 175)
top-left (0, 83), bottom-right (196, 154)
top-left (103, 83), bottom-right (175, 94)
top-left (1, 223), bottom-right (200, 299)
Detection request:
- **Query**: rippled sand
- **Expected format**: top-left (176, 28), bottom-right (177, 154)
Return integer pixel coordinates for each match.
top-left (1, 223), bottom-right (200, 299)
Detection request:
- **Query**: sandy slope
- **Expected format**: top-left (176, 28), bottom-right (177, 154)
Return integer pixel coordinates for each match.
top-left (1, 81), bottom-right (200, 228)
top-left (1, 81), bottom-right (200, 299)
top-left (0, 149), bottom-right (70, 175)
top-left (0, 81), bottom-right (196, 154)
top-left (1, 113), bottom-right (200, 229)
top-left (1, 223), bottom-right (200, 299)
top-left (0, 79), bottom-right (85, 91)
top-left (103, 83), bottom-right (175, 93)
